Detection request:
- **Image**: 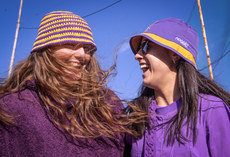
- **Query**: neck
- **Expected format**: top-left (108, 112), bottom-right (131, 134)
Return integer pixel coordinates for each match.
top-left (154, 75), bottom-right (180, 107)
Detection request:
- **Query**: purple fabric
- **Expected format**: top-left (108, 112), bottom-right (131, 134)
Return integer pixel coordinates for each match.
top-left (129, 18), bottom-right (199, 68)
top-left (0, 83), bottom-right (125, 156)
top-left (144, 18), bottom-right (198, 59)
top-left (129, 94), bottom-right (230, 157)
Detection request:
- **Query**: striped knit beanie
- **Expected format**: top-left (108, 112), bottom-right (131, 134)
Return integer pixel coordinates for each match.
top-left (31, 11), bottom-right (96, 53)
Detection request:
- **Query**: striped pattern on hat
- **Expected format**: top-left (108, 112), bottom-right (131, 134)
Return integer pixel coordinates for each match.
top-left (31, 11), bottom-right (96, 53)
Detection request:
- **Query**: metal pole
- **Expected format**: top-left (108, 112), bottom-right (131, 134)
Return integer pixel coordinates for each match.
top-left (8, 0), bottom-right (23, 77)
top-left (197, 0), bottom-right (213, 80)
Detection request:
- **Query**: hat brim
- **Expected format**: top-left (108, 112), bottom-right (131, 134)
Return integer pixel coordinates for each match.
top-left (130, 33), bottom-right (196, 68)
top-left (31, 39), bottom-right (97, 53)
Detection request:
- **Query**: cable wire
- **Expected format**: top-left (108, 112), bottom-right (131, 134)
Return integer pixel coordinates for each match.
top-left (187, 0), bottom-right (197, 22)
top-left (20, 0), bottom-right (122, 30)
top-left (199, 49), bottom-right (230, 71)
top-left (82, 0), bottom-right (121, 18)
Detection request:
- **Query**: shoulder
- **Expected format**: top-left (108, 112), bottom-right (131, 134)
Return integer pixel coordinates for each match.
top-left (105, 88), bottom-right (122, 103)
top-left (199, 93), bottom-right (227, 111)
top-left (199, 93), bottom-right (229, 113)
top-left (104, 88), bottom-right (124, 111)
top-left (0, 88), bottom-right (40, 114)
top-left (198, 94), bottom-right (230, 137)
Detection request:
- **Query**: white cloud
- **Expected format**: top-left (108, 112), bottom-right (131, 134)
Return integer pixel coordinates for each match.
top-left (119, 42), bottom-right (130, 53)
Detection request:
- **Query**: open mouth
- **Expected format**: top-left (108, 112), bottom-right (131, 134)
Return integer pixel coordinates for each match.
top-left (68, 62), bottom-right (84, 73)
top-left (71, 62), bottom-right (80, 67)
top-left (71, 62), bottom-right (83, 68)
top-left (140, 64), bottom-right (149, 72)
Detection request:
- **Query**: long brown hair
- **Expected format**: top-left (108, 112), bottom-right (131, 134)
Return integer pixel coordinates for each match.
top-left (0, 81), bottom-right (16, 126)
top-left (128, 59), bottom-right (230, 143)
top-left (0, 47), bottom-right (146, 139)
top-left (0, 106), bottom-right (15, 126)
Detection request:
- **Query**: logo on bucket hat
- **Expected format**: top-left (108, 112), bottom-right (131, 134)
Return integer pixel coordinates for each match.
top-left (175, 37), bottom-right (189, 48)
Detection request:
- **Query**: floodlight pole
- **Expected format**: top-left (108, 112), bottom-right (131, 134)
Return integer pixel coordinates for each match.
top-left (197, 0), bottom-right (213, 80)
top-left (8, 0), bottom-right (23, 77)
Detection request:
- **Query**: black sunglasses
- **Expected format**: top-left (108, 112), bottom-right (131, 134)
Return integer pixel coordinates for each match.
top-left (136, 38), bottom-right (149, 55)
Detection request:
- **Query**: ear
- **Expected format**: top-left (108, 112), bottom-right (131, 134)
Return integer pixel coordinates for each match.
top-left (168, 50), bottom-right (181, 63)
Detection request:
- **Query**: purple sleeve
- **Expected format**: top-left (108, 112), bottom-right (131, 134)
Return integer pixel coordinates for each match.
top-left (124, 133), bottom-right (144, 157)
top-left (206, 102), bottom-right (230, 157)
top-left (105, 89), bottom-right (124, 113)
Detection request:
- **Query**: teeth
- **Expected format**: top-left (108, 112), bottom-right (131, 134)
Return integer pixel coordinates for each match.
top-left (71, 63), bottom-right (80, 67)
top-left (140, 64), bottom-right (149, 70)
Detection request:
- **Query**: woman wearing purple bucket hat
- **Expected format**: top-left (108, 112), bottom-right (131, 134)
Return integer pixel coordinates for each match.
top-left (125, 17), bottom-right (230, 156)
top-left (0, 11), bottom-right (145, 156)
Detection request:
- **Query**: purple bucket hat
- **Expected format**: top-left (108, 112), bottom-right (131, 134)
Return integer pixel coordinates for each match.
top-left (130, 17), bottom-right (199, 68)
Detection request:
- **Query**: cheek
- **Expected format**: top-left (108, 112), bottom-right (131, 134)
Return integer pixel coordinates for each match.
top-left (148, 55), bottom-right (163, 69)
top-left (148, 52), bottom-right (173, 72)
top-left (85, 55), bottom-right (91, 65)
top-left (60, 55), bottom-right (72, 63)
top-left (53, 52), bottom-right (72, 62)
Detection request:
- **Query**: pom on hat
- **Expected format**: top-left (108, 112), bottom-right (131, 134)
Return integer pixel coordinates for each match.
top-left (31, 11), bottom-right (96, 53)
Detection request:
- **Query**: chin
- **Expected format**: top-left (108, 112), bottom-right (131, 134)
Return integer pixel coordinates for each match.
top-left (143, 81), bottom-right (156, 90)
top-left (143, 80), bottom-right (150, 88)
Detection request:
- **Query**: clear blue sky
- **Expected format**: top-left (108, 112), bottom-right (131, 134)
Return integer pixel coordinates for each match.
top-left (1, 0), bottom-right (229, 100)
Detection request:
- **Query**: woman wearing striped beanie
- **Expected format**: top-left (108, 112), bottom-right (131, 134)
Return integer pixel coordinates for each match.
top-left (0, 11), bottom-right (145, 156)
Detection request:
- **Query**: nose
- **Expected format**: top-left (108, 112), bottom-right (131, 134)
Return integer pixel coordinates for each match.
top-left (73, 47), bottom-right (91, 64)
top-left (134, 50), bottom-right (144, 61)
top-left (74, 47), bottom-right (85, 55)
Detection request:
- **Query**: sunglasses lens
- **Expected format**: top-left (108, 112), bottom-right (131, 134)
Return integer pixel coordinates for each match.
top-left (142, 41), bottom-right (148, 54)
top-left (136, 40), bottom-right (149, 54)
top-left (137, 43), bottom-right (143, 53)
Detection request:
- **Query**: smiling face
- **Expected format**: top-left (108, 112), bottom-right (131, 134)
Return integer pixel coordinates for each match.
top-left (52, 43), bottom-right (94, 79)
top-left (135, 38), bottom-right (178, 91)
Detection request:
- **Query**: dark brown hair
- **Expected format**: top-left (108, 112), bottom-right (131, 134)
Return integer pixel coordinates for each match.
top-left (128, 59), bottom-right (230, 144)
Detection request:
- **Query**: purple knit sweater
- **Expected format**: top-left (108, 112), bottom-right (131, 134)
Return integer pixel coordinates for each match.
top-left (0, 82), bottom-right (125, 157)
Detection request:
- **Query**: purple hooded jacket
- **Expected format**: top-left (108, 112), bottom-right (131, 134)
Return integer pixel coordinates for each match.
top-left (127, 94), bottom-right (230, 157)
top-left (0, 81), bottom-right (125, 157)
